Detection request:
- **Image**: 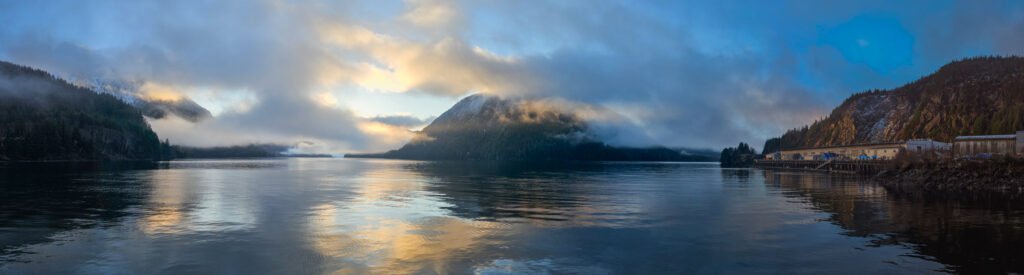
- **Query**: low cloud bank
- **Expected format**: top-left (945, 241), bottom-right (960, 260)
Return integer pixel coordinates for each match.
top-left (1, 1), bottom-right (1022, 152)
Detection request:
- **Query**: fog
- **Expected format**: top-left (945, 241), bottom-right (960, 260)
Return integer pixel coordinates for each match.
top-left (1, 0), bottom-right (1022, 153)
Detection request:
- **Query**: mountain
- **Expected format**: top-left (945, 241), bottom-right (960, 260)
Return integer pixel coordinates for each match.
top-left (171, 144), bottom-right (332, 159)
top-left (773, 56), bottom-right (1024, 150)
top-left (673, 147), bottom-right (722, 160)
top-left (348, 94), bottom-right (714, 161)
top-left (0, 61), bottom-right (163, 161)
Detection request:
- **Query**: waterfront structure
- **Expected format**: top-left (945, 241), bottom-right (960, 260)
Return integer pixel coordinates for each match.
top-left (953, 131), bottom-right (1024, 157)
top-left (905, 139), bottom-right (952, 153)
top-left (1019, 131), bottom-right (1024, 155)
top-left (774, 139), bottom-right (950, 161)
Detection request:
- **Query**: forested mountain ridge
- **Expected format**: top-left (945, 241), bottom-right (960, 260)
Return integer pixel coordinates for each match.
top-left (348, 94), bottom-right (714, 161)
top-left (0, 61), bottom-right (164, 161)
top-left (769, 56), bottom-right (1024, 151)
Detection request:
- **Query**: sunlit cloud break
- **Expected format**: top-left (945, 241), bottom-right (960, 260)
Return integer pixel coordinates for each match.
top-left (0, 0), bottom-right (1022, 153)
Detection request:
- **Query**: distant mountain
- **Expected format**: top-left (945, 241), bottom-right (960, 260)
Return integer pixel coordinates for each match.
top-left (171, 144), bottom-right (332, 159)
top-left (772, 56), bottom-right (1024, 150)
top-left (0, 61), bottom-right (163, 161)
top-left (348, 94), bottom-right (714, 161)
top-left (672, 147), bottom-right (721, 160)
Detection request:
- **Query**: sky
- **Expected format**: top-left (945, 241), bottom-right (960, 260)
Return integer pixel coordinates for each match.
top-left (0, 0), bottom-right (1022, 153)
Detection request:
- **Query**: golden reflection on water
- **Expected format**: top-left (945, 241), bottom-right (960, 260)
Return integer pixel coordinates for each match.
top-left (139, 170), bottom-right (191, 235)
top-left (309, 205), bottom-right (505, 274)
top-left (127, 160), bottom-right (781, 273)
top-left (140, 206), bottom-right (186, 235)
top-left (300, 160), bottom-right (693, 273)
top-left (138, 168), bottom-right (258, 235)
top-left (306, 163), bottom-right (509, 274)
top-left (7, 159), bottom-right (1024, 273)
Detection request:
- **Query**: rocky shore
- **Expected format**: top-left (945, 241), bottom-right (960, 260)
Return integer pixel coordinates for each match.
top-left (874, 158), bottom-right (1024, 195)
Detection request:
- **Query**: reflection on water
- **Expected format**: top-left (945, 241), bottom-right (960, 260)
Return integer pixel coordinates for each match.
top-left (0, 159), bottom-right (1022, 273)
top-left (764, 170), bottom-right (1024, 274)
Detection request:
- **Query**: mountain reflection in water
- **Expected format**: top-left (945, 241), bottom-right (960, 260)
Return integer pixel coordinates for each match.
top-left (0, 159), bottom-right (1022, 274)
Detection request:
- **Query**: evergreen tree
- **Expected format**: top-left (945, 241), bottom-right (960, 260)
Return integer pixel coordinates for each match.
top-left (0, 61), bottom-right (162, 161)
top-left (720, 142), bottom-right (757, 168)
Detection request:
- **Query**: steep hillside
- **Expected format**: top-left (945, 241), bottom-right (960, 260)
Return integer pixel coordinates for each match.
top-left (0, 61), bottom-right (163, 161)
top-left (348, 94), bottom-right (713, 161)
top-left (776, 56), bottom-right (1024, 150)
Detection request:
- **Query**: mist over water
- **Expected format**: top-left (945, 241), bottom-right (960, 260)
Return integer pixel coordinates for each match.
top-left (1, 159), bottom-right (1022, 273)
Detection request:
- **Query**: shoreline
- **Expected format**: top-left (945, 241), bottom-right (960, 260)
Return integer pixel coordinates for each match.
top-left (756, 158), bottom-right (1024, 197)
top-left (872, 158), bottom-right (1024, 195)
top-left (343, 154), bottom-right (718, 163)
top-left (0, 159), bottom-right (157, 164)
top-left (0, 155), bottom-right (335, 163)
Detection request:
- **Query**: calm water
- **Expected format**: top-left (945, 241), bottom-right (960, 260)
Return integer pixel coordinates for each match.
top-left (1, 159), bottom-right (1023, 274)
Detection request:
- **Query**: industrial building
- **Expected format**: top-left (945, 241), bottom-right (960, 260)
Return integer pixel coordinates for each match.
top-left (766, 131), bottom-right (1024, 161)
top-left (771, 139), bottom-right (951, 161)
top-left (953, 131), bottom-right (1024, 157)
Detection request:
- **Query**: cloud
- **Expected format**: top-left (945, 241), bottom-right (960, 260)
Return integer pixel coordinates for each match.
top-left (370, 115), bottom-right (435, 128)
top-left (320, 25), bottom-right (526, 97)
top-left (400, 0), bottom-right (462, 32)
top-left (1, 0), bottom-right (1022, 151)
top-left (135, 98), bottom-right (212, 123)
top-left (0, 0), bottom-right (387, 153)
top-left (307, 1), bottom-right (840, 148)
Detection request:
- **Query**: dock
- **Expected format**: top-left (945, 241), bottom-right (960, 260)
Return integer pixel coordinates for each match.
top-left (754, 159), bottom-right (889, 175)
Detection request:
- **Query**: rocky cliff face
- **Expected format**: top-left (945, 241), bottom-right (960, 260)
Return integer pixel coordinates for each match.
top-left (778, 56), bottom-right (1024, 149)
top-left (0, 61), bottom-right (163, 161)
top-left (348, 94), bottom-right (713, 161)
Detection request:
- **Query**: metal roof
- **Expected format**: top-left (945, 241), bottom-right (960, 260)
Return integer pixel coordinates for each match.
top-left (954, 134), bottom-right (1016, 140)
top-left (780, 141), bottom-right (907, 151)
